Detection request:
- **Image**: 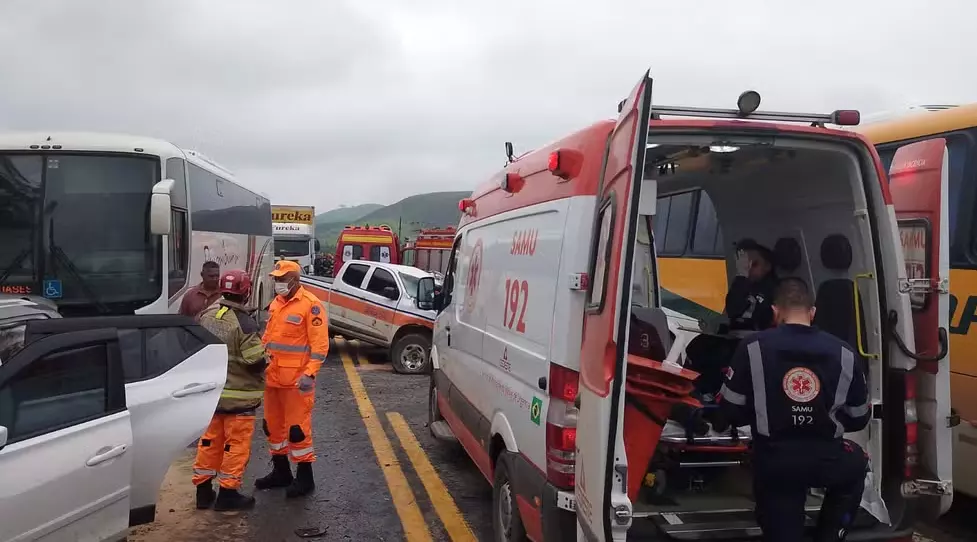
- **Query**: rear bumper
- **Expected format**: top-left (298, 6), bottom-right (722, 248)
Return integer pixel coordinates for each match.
top-left (541, 483), bottom-right (577, 540)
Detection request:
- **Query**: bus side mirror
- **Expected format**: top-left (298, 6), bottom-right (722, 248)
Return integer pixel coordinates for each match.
top-left (314, 239), bottom-right (321, 252)
top-left (150, 179), bottom-right (175, 236)
top-left (416, 276), bottom-right (441, 311)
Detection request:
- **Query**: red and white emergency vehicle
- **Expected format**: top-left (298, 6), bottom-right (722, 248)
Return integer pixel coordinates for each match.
top-left (415, 71), bottom-right (953, 541)
top-left (403, 226), bottom-right (456, 276)
top-left (333, 224), bottom-right (402, 275)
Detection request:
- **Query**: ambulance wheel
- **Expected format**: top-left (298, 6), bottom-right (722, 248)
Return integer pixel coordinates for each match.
top-left (428, 374), bottom-right (444, 428)
top-left (391, 333), bottom-right (431, 374)
top-left (493, 452), bottom-right (528, 542)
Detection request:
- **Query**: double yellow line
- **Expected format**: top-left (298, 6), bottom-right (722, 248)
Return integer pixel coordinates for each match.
top-left (336, 338), bottom-right (476, 542)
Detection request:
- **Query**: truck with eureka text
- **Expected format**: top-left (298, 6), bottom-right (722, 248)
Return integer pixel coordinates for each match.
top-left (272, 205), bottom-right (320, 275)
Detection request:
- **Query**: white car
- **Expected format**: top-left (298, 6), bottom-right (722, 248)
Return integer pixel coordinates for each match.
top-left (0, 296), bottom-right (227, 542)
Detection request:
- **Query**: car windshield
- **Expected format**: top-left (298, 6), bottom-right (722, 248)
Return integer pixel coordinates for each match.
top-left (399, 272), bottom-right (420, 299)
top-left (0, 153), bottom-right (162, 312)
top-left (275, 238), bottom-right (310, 258)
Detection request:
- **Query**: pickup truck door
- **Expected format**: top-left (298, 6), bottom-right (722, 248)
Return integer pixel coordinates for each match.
top-left (887, 138), bottom-right (954, 514)
top-left (0, 328), bottom-right (133, 542)
top-left (359, 266), bottom-right (400, 340)
top-left (330, 263), bottom-right (387, 343)
top-left (575, 70), bottom-right (654, 542)
top-left (23, 314), bottom-right (227, 526)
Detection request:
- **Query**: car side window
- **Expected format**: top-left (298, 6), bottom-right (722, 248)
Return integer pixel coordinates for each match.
top-left (342, 264), bottom-right (370, 288)
top-left (0, 343), bottom-right (109, 444)
top-left (366, 268), bottom-right (398, 297)
top-left (143, 327), bottom-right (206, 381)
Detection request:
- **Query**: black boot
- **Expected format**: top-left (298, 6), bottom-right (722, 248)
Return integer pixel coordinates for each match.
top-left (285, 461), bottom-right (316, 498)
top-left (213, 487), bottom-right (256, 511)
top-left (255, 455), bottom-right (293, 490)
top-left (195, 481), bottom-right (216, 509)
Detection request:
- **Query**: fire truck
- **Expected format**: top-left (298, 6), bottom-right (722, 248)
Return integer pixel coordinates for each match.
top-left (402, 226), bottom-right (456, 276)
top-left (333, 224), bottom-right (401, 276)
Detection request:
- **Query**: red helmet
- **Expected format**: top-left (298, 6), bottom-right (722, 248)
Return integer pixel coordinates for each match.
top-left (220, 269), bottom-right (252, 298)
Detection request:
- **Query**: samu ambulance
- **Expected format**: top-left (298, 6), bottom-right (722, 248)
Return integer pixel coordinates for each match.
top-left (416, 70), bottom-right (953, 541)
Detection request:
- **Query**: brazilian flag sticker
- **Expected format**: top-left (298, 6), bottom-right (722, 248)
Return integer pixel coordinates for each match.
top-left (530, 396), bottom-right (542, 426)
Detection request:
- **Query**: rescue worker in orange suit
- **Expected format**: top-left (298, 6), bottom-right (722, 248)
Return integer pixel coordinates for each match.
top-left (256, 259), bottom-right (329, 498)
top-left (192, 269), bottom-right (267, 511)
top-left (720, 278), bottom-right (870, 542)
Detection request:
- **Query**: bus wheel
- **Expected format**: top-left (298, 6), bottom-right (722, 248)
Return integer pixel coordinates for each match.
top-left (493, 452), bottom-right (528, 542)
top-left (391, 333), bottom-right (431, 374)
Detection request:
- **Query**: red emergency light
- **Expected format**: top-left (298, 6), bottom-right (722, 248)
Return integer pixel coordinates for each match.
top-left (500, 172), bottom-right (525, 193)
top-left (547, 149), bottom-right (583, 180)
top-left (830, 110), bottom-right (861, 126)
top-left (458, 198), bottom-right (475, 215)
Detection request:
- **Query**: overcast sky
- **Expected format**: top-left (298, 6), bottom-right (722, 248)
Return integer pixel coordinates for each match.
top-left (0, 0), bottom-right (974, 211)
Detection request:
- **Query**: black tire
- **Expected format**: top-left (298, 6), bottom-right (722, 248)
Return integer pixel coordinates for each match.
top-left (493, 452), bottom-right (529, 542)
top-left (391, 333), bottom-right (432, 374)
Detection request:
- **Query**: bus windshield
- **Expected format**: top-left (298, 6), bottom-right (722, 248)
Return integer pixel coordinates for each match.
top-left (0, 153), bottom-right (162, 313)
top-left (274, 239), bottom-right (311, 258)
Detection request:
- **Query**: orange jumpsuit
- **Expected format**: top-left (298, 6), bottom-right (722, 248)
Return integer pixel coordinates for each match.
top-left (192, 301), bottom-right (267, 490)
top-left (262, 285), bottom-right (329, 463)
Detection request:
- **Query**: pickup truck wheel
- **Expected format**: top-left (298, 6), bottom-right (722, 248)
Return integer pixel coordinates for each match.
top-left (391, 333), bottom-right (432, 374)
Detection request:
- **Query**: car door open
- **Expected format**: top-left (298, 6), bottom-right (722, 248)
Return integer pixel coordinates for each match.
top-left (0, 328), bottom-right (133, 542)
top-left (24, 314), bottom-right (228, 526)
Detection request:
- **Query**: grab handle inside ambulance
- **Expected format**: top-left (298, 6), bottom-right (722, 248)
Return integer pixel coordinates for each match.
top-left (887, 309), bottom-right (949, 364)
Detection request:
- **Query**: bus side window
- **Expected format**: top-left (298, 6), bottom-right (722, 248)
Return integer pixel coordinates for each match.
top-left (661, 191), bottom-right (694, 255)
top-left (691, 190), bottom-right (723, 257)
top-left (165, 158), bottom-right (189, 297)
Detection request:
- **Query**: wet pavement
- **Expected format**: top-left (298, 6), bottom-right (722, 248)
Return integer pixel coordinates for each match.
top-left (131, 337), bottom-right (974, 542)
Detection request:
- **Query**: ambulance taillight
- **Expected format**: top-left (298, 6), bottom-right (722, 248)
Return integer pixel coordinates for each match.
top-left (903, 371), bottom-right (920, 478)
top-left (546, 364), bottom-right (579, 489)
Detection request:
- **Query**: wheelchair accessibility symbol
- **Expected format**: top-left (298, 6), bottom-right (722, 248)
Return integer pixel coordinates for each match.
top-left (43, 279), bottom-right (63, 299)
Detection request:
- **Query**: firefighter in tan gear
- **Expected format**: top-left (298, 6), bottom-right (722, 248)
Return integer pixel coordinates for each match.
top-left (192, 269), bottom-right (267, 511)
top-left (256, 260), bottom-right (329, 498)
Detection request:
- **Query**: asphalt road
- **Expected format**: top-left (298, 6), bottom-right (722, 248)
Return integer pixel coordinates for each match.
top-left (130, 338), bottom-right (973, 542)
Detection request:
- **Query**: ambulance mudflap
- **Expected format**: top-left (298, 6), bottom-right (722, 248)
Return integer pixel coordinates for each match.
top-left (574, 70), bottom-right (654, 542)
top-left (887, 139), bottom-right (955, 515)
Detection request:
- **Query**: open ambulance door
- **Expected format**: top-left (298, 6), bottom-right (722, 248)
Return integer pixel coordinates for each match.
top-left (575, 71), bottom-right (654, 542)
top-left (887, 138), bottom-right (954, 515)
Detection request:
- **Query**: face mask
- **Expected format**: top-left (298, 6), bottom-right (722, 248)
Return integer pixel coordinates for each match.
top-left (274, 282), bottom-right (291, 296)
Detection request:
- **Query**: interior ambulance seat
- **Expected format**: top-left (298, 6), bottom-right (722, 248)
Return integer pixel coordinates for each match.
top-left (630, 307), bottom-right (671, 362)
top-left (774, 236), bottom-right (804, 278)
top-left (813, 234), bottom-right (866, 352)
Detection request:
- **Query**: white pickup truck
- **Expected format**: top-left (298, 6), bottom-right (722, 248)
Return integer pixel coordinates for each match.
top-left (300, 261), bottom-right (438, 374)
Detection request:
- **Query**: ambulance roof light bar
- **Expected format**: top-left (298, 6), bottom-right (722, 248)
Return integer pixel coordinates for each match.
top-left (649, 90), bottom-right (861, 126)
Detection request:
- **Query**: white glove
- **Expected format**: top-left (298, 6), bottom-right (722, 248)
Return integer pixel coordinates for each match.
top-left (298, 374), bottom-right (315, 393)
top-left (734, 249), bottom-right (751, 277)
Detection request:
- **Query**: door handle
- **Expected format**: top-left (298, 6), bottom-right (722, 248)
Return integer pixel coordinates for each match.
top-left (87, 444), bottom-right (128, 467)
top-left (172, 382), bottom-right (218, 398)
top-left (445, 325), bottom-right (451, 347)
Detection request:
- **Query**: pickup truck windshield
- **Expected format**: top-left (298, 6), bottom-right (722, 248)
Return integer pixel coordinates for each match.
top-left (0, 153), bottom-right (162, 313)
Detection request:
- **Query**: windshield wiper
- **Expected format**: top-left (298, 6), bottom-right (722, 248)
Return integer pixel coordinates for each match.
top-left (0, 248), bottom-right (32, 286)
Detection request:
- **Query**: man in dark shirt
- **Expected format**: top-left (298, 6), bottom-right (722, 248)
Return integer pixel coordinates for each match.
top-left (179, 261), bottom-right (222, 319)
top-left (725, 239), bottom-right (777, 332)
top-left (720, 277), bottom-right (870, 542)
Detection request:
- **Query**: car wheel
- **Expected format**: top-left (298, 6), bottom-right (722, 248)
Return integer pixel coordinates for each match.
top-left (391, 333), bottom-right (432, 374)
top-left (493, 452), bottom-right (529, 542)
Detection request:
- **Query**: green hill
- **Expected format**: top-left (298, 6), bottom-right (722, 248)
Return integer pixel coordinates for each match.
top-left (316, 191), bottom-right (471, 253)
top-left (314, 203), bottom-right (384, 226)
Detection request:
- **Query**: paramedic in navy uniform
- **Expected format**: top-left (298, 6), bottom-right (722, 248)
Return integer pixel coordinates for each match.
top-left (719, 277), bottom-right (871, 542)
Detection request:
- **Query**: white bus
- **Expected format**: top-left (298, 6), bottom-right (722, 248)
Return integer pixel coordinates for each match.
top-left (0, 132), bottom-right (274, 317)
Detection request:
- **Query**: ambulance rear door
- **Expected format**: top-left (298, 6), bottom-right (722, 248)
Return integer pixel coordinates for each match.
top-left (887, 138), bottom-right (954, 515)
top-left (575, 70), bottom-right (654, 542)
